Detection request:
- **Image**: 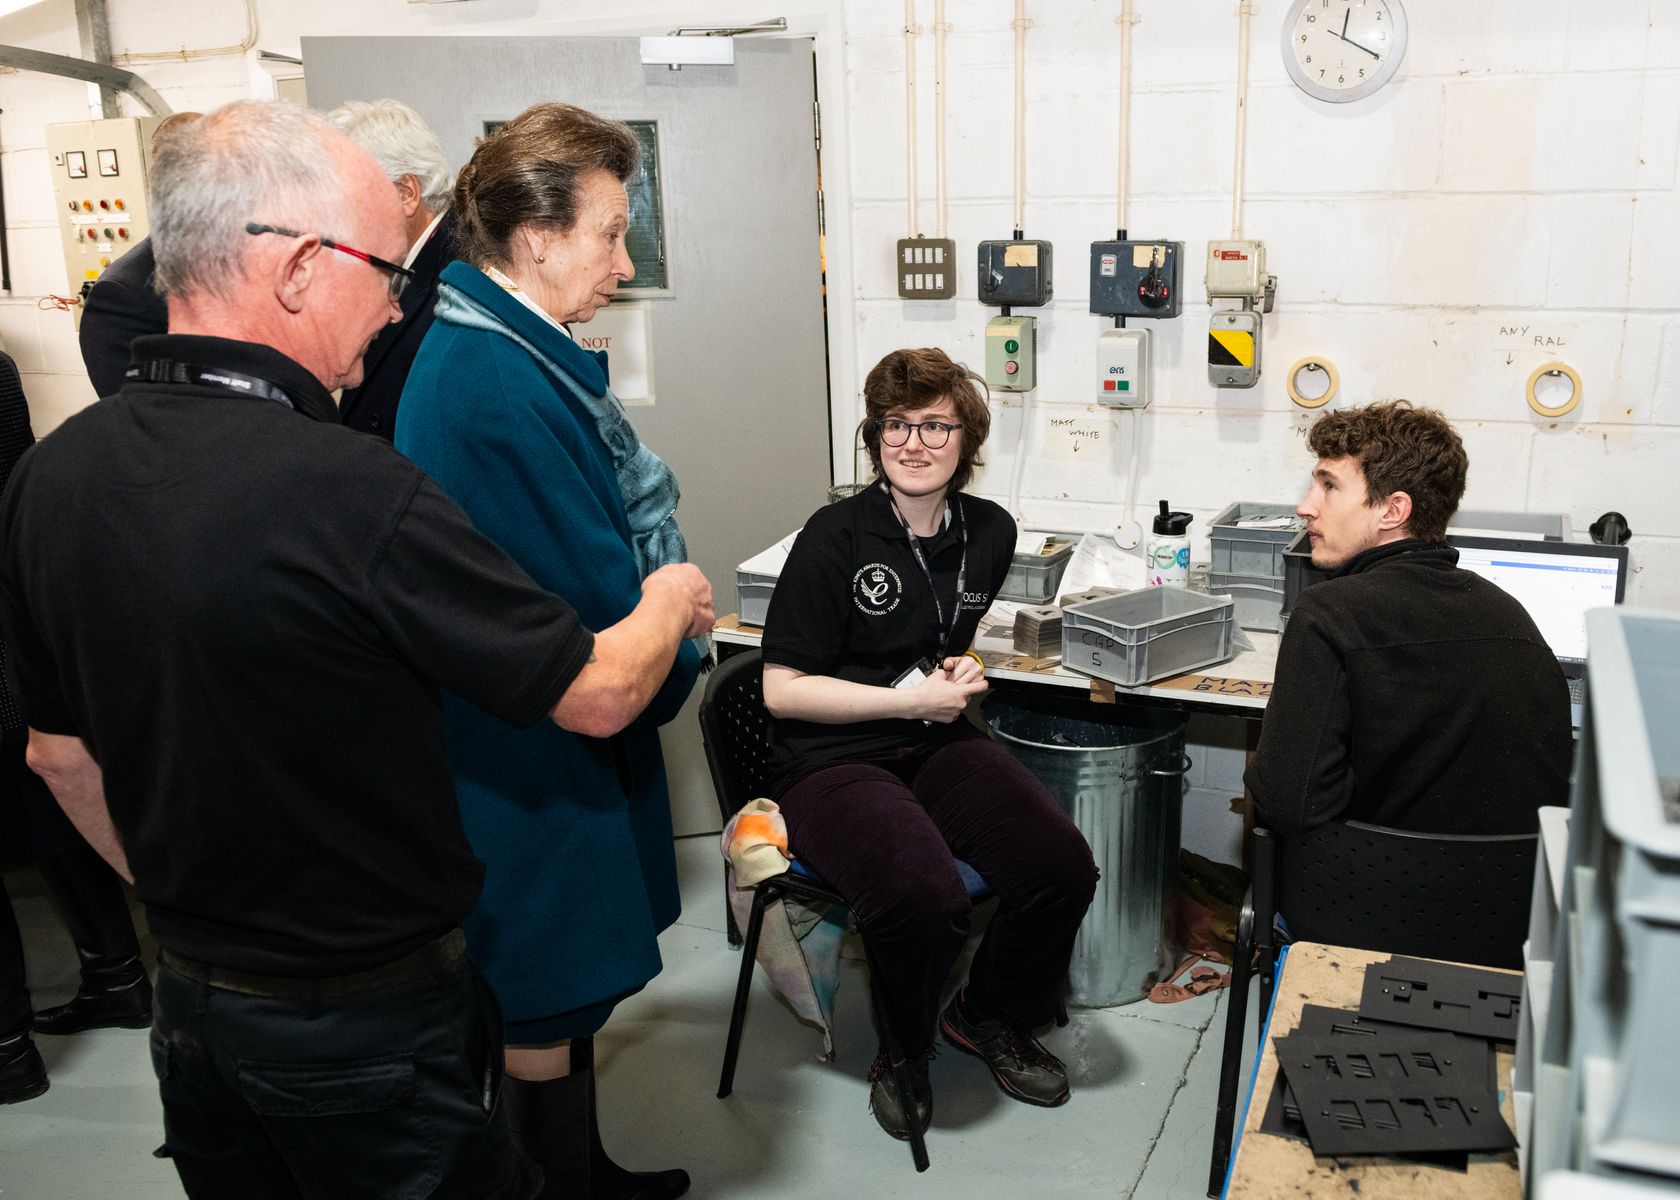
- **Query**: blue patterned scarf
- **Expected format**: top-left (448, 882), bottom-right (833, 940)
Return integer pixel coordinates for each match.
top-left (434, 282), bottom-right (688, 579)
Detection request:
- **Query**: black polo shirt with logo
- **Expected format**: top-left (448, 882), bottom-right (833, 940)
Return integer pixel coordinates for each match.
top-left (761, 483), bottom-right (1015, 783)
top-left (0, 334), bottom-right (594, 977)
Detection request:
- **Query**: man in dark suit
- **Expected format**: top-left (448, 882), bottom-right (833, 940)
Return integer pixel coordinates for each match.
top-left (77, 238), bottom-right (167, 398)
top-left (327, 99), bottom-right (457, 442)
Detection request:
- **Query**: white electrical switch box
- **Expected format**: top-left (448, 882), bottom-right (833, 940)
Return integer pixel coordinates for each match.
top-left (985, 315), bottom-right (1036, 392)
top-left (1096, 328), bottom-right (1150, 408)
top-left (1205, 239), bottom-right (1267, 302)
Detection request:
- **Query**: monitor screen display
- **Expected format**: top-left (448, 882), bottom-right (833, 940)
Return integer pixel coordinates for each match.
top-left (1450, 537), bottom-right (1626, 663)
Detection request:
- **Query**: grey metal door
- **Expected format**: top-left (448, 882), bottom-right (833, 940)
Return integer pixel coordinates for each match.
top-left (302, 37), bottom-right (832, 834)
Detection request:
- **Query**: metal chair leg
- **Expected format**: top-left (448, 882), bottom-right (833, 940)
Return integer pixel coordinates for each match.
top-left (724, 864), bottom-right (743, 948)
top-left (1207, 893), bottom-right (1257, 1197)
top-left (718, 885), bottom-right (771, 1099)
top-left (1054, 999), bottom-right (1069, 1028)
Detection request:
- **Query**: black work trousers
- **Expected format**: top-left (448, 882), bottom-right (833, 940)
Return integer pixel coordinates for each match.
top-left (150, 940), bottom-right (541, 1200)
top-left (774, 730), bottom-right (1098, 1055)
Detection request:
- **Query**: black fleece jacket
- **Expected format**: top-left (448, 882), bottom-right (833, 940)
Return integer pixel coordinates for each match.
top-left (1246, 539), bottom-right (1571, 836)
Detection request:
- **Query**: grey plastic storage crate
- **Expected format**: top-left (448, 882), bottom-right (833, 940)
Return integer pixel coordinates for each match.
top-left (1209, 502), bottom-right (1303, 578)
top-left (1520, 608), bottom-right (1680, 1194)
top-left (1061, 587), bottom-right (1235, 687)
top-left (1281, 531), bottom-right (1333, 620)
top-left (998, 537), bottom-right (1076, 604)
top-left (1208, 569), bottom-right (1285, 633)
top-left (1449, 509), bottom-right (1571, 542)
top-left (736, 570), bottom-right (777, 627)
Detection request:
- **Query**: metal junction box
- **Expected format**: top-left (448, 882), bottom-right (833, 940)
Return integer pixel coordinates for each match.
top-left (1090, 240), bottom-right (1183, 318)
top-left (1208, 309), bottom-right (1262, 388)
top-left (977, 239), bottom-right (1053, 307)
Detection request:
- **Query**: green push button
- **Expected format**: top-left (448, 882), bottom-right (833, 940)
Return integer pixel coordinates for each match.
top-left (1004, 339), bottom-right (1019, 354)
top-left (1118, 380), bottom-right (1129, 391)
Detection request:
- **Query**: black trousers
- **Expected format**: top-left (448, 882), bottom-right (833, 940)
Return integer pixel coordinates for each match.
top-left (775, 732), bottom-right (1099, 1055)
top-left (151, 945), bottom-right (541, 1200)
top-left (0, 880), bottom-right (28, 1039)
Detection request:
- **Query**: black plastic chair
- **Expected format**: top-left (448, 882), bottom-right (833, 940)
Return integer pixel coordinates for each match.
top-left (698, 649), bottom-right (1061, 1173)
top-left (1205, 819), bottom-right (1539, 1196)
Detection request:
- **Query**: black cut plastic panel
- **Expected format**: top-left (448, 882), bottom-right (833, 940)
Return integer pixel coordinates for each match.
top-left (1358, 956), bottom-right (1523, 1042)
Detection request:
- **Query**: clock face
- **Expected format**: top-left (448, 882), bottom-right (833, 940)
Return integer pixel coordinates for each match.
top-left (1283, 0), bottom-right (1408, 103)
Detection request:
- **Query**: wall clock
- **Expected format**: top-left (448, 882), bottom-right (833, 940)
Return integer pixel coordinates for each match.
top-left (1283, 0), bottom-right (1408, 103)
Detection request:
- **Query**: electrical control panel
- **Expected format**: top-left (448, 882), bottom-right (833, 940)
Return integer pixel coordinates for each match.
top-left (977, 239), bottom-right (1053, 307)
top-left (1208, 309), bottom-right (1262, 388)
top-left (1096, 328), bottom-right (1150, 408)
top-left (985, 315), bottom-right (1036, 392)
top-left (896, 237), bottom-right (958, 300)
top-left (47, 117), bottom-right (160, 317)
top-left (1205, 239), bottom-right (1272, 304)
top-left (1089, 240), bottom-right (1182, 319)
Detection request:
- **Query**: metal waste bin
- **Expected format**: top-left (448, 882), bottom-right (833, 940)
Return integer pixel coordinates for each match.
top-left (986, 689), bottom-right (1189, 1007)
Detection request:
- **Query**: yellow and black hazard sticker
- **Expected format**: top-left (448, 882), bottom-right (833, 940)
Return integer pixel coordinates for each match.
top-left (1208, 328), bottom-right (1255, 368)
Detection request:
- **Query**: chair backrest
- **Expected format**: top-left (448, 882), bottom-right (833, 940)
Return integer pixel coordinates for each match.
top-left (698, 649), bottom-right (775, 824)
top-left (1274, 819), bottom-right (1538, 970)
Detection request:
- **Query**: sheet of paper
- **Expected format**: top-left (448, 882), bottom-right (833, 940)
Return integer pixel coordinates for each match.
top-left (1058, 532), bottom-right (1146, 596)
top-left (737, 528), bottom-right (803, 577)
top-left (1014, 529), bottom-right (1062, 556)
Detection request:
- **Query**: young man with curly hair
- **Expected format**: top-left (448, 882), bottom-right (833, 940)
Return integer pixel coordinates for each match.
top-left (1246, 401), bottom-right (1571, 837)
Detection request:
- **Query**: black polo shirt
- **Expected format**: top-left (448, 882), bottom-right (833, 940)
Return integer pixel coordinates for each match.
top-left (0, 334), bottom-right (593, 976)
top-left (761, 483), bottom-right (1014, 782)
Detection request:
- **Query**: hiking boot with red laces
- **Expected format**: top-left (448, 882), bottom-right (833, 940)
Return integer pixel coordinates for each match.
top-left (940, 992), bottom-right (1070, 1107)
top-left (866, 1048), bottom-right (933, 1141)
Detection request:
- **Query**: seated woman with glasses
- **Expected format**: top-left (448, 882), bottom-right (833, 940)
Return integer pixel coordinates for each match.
top-left (759, 346), bottom-right (1099, 1144)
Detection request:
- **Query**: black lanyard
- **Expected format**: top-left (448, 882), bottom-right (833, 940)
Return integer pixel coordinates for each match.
top-left (125, 360), bottom-right (299, 410)
top-left (883, 482), bottom-right (968, 659)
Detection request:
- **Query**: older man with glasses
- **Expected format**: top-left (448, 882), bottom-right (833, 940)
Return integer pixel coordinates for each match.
top-left (0, 100), bottom-right (712, 1199)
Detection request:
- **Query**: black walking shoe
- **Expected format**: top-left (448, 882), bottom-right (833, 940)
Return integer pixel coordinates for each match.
top-left (0, 1035), bottom-right (49, 1104)
top-left (940, 992), bottom-right (1070, 1107)
top-left (866, 1049), bottom-right (933, 1142)
top-left (32, 974), bottom-right (152, 1035)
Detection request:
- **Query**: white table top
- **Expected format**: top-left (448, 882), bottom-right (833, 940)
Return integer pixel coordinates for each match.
top-left (712, 614), bottom-right (1279, 714)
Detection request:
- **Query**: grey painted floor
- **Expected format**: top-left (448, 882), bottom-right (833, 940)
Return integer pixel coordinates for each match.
top-left (2, 837), bottom-right (1259, 1198)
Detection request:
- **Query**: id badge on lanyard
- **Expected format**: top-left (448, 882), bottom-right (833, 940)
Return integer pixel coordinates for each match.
top-left (884, 482), bottom-right (967, 662)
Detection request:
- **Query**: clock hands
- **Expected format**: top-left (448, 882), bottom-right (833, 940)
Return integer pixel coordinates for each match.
top-left (1327, 8), bottom-right (1382, 60)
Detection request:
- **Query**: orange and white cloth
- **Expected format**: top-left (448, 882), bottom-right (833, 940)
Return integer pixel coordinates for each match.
top-left (720, 799), bottom-right (849, 1060)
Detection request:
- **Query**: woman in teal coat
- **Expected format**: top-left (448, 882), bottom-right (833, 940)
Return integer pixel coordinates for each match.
top-left (396, 104), bottom-right (700, 1200)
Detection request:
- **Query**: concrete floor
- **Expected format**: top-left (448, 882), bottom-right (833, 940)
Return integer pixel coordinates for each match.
top-left (2, 836), bottom-right (1259, 1199)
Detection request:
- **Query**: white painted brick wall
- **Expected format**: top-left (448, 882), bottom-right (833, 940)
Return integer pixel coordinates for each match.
top-left (839, 0), bottom-right (1679, 611)
top-left (0, 4), bottom-right (1673, 863)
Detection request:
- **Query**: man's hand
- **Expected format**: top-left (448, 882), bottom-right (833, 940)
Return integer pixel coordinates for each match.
top-left (642, 563), bottom-right (715, 640)
top-left (942, 654), bottom-right (985, 686)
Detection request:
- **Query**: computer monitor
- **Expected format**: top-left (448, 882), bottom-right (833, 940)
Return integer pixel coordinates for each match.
top-left (1447, 534), bottom-right (1630, 669)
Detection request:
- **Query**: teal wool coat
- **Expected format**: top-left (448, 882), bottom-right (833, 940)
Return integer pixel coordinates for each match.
top-left (396, 262), bottom-right (699, 1028)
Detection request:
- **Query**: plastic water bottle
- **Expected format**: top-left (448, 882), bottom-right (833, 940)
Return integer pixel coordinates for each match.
top-left (1147, 500), bottom-right (1193, 587)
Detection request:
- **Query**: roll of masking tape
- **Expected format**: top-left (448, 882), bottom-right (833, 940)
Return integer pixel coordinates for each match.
top-left (1526, 361), bottom-right (1582, 418)
top-left (1286, 356), bottom-right (1338, 409)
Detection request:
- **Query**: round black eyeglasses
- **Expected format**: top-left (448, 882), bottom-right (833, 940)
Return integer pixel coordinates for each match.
top-left (876, 418), bottom-right (961, 449)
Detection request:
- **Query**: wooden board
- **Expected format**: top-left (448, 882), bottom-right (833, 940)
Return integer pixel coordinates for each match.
top-left (1226, 942), bottom-right (1521, 1200)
